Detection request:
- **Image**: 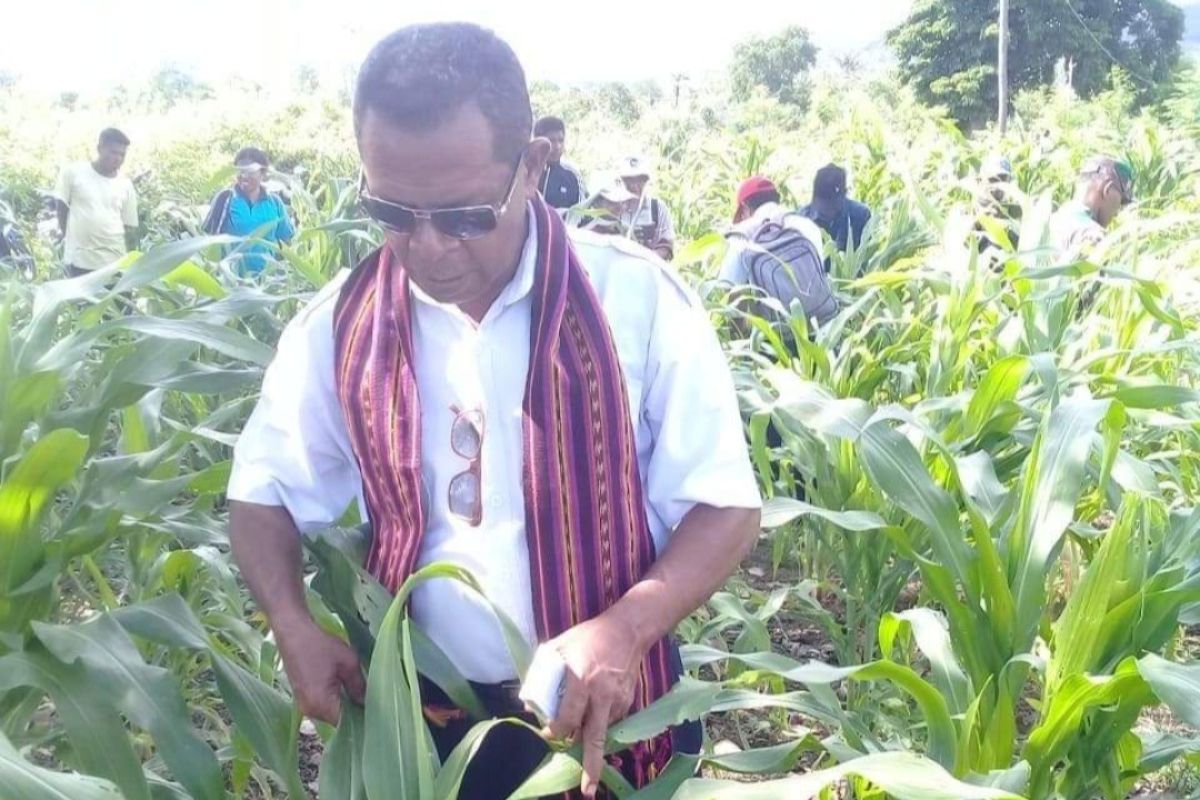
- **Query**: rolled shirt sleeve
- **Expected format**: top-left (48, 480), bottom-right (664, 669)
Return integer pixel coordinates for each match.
top-left (227, 274), bottom-right (362, 533)
top-left (639, 268), bottom-right (761, 530)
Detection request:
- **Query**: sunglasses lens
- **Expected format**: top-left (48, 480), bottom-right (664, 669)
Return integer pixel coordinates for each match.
top-left (448, 471), bottom-right (480, 520)
top-left (433, 208), bottom-right (498, 240)
top-left (451, 412), bottom-right (482, 459)
top-left (362, 197), bottom-right (417, 234)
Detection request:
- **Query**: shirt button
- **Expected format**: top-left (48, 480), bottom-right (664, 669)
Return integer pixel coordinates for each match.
top-left (488, 494), bottom-right (502, 509)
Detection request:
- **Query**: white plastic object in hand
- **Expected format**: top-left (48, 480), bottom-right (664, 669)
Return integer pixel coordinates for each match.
top-left (519, 643), bottom-right (568, 723)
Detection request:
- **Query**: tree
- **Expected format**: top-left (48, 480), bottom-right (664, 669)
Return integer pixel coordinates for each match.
top-left (295, 64), bottom-right (320, 94)
top-left (142, 65), bottom-right (213, 111)
top-left (888, 0), bottom-right (1185, 128)
top-left (729, 26), bottom-right (819, 108)
top-left (597, 82), bottom-right (642, 126)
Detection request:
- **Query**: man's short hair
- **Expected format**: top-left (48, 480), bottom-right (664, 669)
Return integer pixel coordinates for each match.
top-left (234, 147), bottom-right (271, 167)
top-left (354, 23), bottom-right (532, 164)
top-left (745, 189), bottom-right (781, 213)
top-left (813, 163), bottom-right (847, 202)
top-left (99, 128), bottom-right (130, 148)
top-left (534, 116), bottom-right (566, 137)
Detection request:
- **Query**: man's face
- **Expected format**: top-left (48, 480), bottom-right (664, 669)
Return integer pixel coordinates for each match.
top-left (96, 142), bottom-right (128, 175)
top-left (813, 195), bottom-right (845, 222)
top-left (546, 130), bottom-right (566, 164)
top-left (359, 103), bottom-right (547, 313)
top-left (236, 164), bottom-right (267, 196)
top-left (622, 175), bottom-right (649, 198)
top-left (1094, 179), bottom-right (1125, 228)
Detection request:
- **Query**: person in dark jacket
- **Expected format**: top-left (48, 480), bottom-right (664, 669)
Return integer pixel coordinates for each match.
top-left (534, 116), bottom-right (586, 211)
top-left (801, 163), bottom-right (871, 256)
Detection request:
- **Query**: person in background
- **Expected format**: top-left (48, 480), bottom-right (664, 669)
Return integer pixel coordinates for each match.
top-left (1049, 156), bottom-right (1134, 262)
top-left (576, 176), bottom-right (637, 236)
top-left (534, 116), bottom-right (586, 211)
top-left (203, 147), bottom-right (295, 277)
top-left (617, 155), bottom-right (675, 260)
top-left (975, 154), bottom-right (1023, 254)
top-left (53, 127), bottom-right (139, 277)
top-left (801, 163), bottom-right (871, 260)
top-left (719, 176), bottom-right (837, 328)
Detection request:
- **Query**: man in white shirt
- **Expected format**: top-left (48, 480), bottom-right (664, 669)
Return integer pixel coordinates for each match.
top-left (616, 156), bottom-right (676, 261)
top-left (227, 22), bottom-right (760, 800)
top-left (53, 128), bottom-right (139, 276)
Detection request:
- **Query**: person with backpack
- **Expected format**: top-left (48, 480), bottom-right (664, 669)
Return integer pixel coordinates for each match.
top-left (202, 147), bottom-right (295, 277)
top-left (616, 155), bottom-right (675, 260)
top-left (719, 176), bottom-right (838, 330)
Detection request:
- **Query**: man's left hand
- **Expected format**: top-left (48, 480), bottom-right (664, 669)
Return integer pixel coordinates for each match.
top-left (543, 609), bottom-right (647, 798)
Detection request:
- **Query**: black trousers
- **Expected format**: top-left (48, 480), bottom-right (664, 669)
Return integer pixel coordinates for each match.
top-left (426, 645), bottom-right (701, 800)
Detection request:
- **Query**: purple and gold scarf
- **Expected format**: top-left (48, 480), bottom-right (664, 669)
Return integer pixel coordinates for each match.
top-left (332, 198), bottom-right (674, 788)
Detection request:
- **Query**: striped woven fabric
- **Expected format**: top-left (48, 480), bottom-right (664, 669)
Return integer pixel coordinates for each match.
top-left (332, 198), bottom-right (675, 788)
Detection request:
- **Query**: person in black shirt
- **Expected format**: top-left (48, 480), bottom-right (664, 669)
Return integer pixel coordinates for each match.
top-left (534, 116), bottom-right (586, 211)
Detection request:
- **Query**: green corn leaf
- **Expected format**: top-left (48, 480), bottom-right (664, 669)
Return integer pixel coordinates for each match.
top-left (33, 616), bottom-right (225, 800)
top-left (0, 730), bottom-right (124, 800)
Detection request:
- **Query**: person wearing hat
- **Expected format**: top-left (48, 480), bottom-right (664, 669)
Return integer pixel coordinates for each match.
top-left (617, 155), bottom-right (675, 261)
top-left (1049, 156), bottom-right (1134, 262)
top-left (800, 163), bottom-right (872, 260)
top-left (719, 176), bottom-right (836, 328)
top-left (576, 175), bottom-right (637, 235)
top-left (202, 147), bottom-right (296, 277)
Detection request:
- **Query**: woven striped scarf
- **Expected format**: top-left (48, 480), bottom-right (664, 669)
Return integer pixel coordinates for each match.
top-left (332, 198), bottom-right (675, 788)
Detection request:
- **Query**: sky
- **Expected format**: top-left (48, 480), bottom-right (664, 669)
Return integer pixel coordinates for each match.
top-left (3, 0), bottom-right (1197, 95)
top-left (3, 0), bottom-right (916, 94)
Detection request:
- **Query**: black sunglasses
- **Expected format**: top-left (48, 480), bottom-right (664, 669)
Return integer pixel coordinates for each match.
top-left (358, 154), bottom-right (526, 241)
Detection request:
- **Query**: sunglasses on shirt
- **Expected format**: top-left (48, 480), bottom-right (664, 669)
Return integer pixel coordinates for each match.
top-left (358, 153), bottom-right (526, 241)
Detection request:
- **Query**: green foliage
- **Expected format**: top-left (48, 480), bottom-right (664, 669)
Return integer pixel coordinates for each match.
top-left (729, 25), bottom-right (818, 109)
top-left (889, 0), bottom-right (1186, 128)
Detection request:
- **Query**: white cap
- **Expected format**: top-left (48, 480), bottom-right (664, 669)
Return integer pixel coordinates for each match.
top-left (617, 155), bottom-right (651, 179)
top-left (597, 181), bottom-right (636, 203)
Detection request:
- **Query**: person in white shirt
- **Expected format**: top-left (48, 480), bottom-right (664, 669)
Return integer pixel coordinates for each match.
top-left (226, 23), bottom-right (760, 800)
top-left (616, 155), bottom-right (676, 261)
top-left (53, 128), bottom-right (139, 277)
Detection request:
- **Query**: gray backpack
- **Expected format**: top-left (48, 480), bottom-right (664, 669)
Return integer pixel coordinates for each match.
top-left (729, 212), bottom-right (838, 328)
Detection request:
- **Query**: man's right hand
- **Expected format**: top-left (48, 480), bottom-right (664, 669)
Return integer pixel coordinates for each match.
top-left (275, 617), bottom-right (366, 725)
top-left (228, 501), bottom-right (367, 725)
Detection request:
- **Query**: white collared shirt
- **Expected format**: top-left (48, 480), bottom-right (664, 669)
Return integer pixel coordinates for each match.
top-left (228, 213), bottom-right (761, 683)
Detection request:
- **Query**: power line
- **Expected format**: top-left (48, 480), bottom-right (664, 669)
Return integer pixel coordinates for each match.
top-left (1061, 0), bottom-right (1157, 88)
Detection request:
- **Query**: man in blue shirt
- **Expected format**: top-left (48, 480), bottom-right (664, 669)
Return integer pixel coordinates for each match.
top-left (801, 163), bottom-right (871, 258)
top-left (202, 147), bottom-right (295, 276)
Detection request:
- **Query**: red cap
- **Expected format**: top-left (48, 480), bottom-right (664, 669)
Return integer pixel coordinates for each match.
top-left (735, 176), bottom-right (778, 220)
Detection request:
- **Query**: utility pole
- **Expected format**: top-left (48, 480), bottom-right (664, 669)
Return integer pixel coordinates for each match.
top-left (998, 0), bottom-right (1010, 133)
